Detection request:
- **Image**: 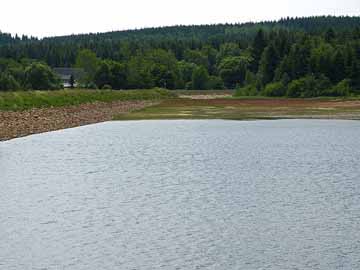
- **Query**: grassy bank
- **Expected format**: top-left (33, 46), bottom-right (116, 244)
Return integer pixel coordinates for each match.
top-left (115, 98), bottom-right (360, 120)
top-left (0, 88), bottom-right (175, 111)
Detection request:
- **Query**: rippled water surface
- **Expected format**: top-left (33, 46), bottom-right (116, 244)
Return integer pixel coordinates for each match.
top-left (1, 120), bottom-right (360, 270)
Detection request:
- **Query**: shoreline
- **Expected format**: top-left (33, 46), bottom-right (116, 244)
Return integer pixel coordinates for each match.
top-left (2, 97), bottom-right (360, 142)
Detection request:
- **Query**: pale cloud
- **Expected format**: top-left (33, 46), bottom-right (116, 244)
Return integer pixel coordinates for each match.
top-left (0, 0), bottom-right (359, 38)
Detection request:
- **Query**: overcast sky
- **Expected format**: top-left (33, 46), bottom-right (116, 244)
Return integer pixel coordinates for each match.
top-left (1, 0), bottom-right (359, 38)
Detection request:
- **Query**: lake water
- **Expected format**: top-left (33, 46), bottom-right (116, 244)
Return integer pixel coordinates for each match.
top-left (1, 120), bottom-right (360, 270)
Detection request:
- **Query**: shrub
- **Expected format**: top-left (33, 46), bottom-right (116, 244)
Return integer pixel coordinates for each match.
top-left (102, 84), bottom-right (112, 90)
top-left (0, 73), bottom-right (21, 91)
top-left (24, 63), bottom-right (62, 90)
top-left (323, 79), bottom-right (351, 96)
top-left (191, 66), bottom-right (209, 90)
top-left (287, 78), bottom-right (304, 97)
top-left (185, 81), bottom-right (193, 90)
top-left (207, 76), bottom-right (224, 90)
top-left (218, 56), bottom-right (248, 88)
top-left (235, 84), bottom-right (258, 96)
top-left (86, 82), bottom-right (98, 89)
top-left (287, 75), bottom-right (332, 98)
top-left (315, 74), bottom-right (332, 96)
top-left (95, 60), bottom-right (127, 90)
top-left (262, 82), bottom-right (286, 97)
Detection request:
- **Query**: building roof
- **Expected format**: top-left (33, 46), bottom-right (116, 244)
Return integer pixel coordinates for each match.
top-left (53, 68), bottom-right (85, 80)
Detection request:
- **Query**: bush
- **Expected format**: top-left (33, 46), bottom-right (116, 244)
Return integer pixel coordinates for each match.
top-left (262, 82), bottom-right (286, 97)
top-left (102, 84), bottom-right (112, 90)
top-left (0, 73), bottom-right (21, 91)
top-left (218, 56), bottom-right (248, 88)
top-left (323, 79), bottom-right (351, 96)
top-left (95, 60), bottom-right (127, 90)
top-left (85, 82), bottom-right (98, 89)
top-left (287, 75), bottom-right (332, 98)
top-left (235, 84), bottom-right (258, 96)
top-left (191, 66), bottom-right (209, 90)
top-left (24, 63), bottom-right (62, 90)
top-left (207, 76), bottom-right (224, 90)
top-left (185, 81), bottom-right (193, 90)
top-left (287, 79), bottom-right (303, 97)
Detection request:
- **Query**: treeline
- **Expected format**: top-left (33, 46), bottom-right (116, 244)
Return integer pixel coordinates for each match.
top-left (1, 16), bottom-right (360, 66)
top-left (0, 16), bottom-right (359, 96)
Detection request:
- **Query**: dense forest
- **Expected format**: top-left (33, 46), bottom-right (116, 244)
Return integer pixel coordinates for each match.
top-left (0, 16), bottom-right (360, 97)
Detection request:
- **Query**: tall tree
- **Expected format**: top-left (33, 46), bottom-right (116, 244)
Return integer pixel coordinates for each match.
top-left (250, 29), bottom-right (267, 73)
top-left (75, 49), bottom-right (99, 84)
top-left (24, 63), bottom-right (61, 90)
top-left (192, 66), bottom-right (209, 90)
top-left (325, 28), bottom-right (336, 43)
top-left (218, 56), bottom-right (249, 88)
top-left (331, 50), bottom-right (346, 83)
top-left (258, 43), bottom-right (279, 86)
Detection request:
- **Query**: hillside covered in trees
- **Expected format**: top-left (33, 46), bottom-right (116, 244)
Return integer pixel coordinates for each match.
top-left (0, 16), bottom-right (360, 97)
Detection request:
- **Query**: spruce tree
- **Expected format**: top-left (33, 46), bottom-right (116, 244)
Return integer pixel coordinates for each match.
top-left (250, 29), bottom-right (267, 73)
top-left (258, 43), bottom-right (279, 86)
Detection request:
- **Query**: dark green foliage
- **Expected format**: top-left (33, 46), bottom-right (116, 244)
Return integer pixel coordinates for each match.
top-left (102, 84), bottom-right (112, 90)
top-left (263, 82), bottom-right (286, 97)
top-left (178, 61), bottom-right (197, 85)
top-left (258, 43), bottom-right (279, 86)
top-left (235, 84), bottom-right (258, 97)
top-left (126, 49), bottom-right (180, 89)
top-left (75, 49), bottom-right (99, 84)
top-left (24, 63), bottom-right (61, 90)
top-left (191, 66), bottom-right (209, 90)
top-left (208, 76), bottom-right (224, 90)
top-left (325, 28), bottom-right (336, 43)
top-left (250, 29), bottom-right (267, 72)
top-left (323, 79), bottom-right (351, 96)
top-left (309, 42), bottom-right (334, 79)
top-left (0, 73), bottom-right (20, 91)
top-left (287, 77), bottom-right (309, 97)
top-left (287, 75), bottom-right (332, 98)
top-left (1, 16), bottom-right (360, 97)
top-left (217, 43), bottom-right (242, 63)
top-left (94, 60), bottom-right (127, 90)
top-left (287, 42), bottom-right (311, 80)
top-left (331, 50), bottom-right (346, 83)
top-left (218, 57), bottom-right (249, 88)
top-left (184, 50), bottom-right (209, 69)
top-left (349, 60), bottom-right (360, 89)
top-left (127, 56), bottom-right (154, 89)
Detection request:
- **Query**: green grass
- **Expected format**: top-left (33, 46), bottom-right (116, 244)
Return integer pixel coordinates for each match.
top-left (0, 88), bottom-right (176, 111)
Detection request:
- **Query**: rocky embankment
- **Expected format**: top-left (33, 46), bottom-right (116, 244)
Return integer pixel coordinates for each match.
top-left (0, 100), bottom-right (156, 141)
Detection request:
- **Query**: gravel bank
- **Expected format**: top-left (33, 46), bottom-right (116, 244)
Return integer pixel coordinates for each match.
top-left (0, 100), bottom-right (156, 141)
